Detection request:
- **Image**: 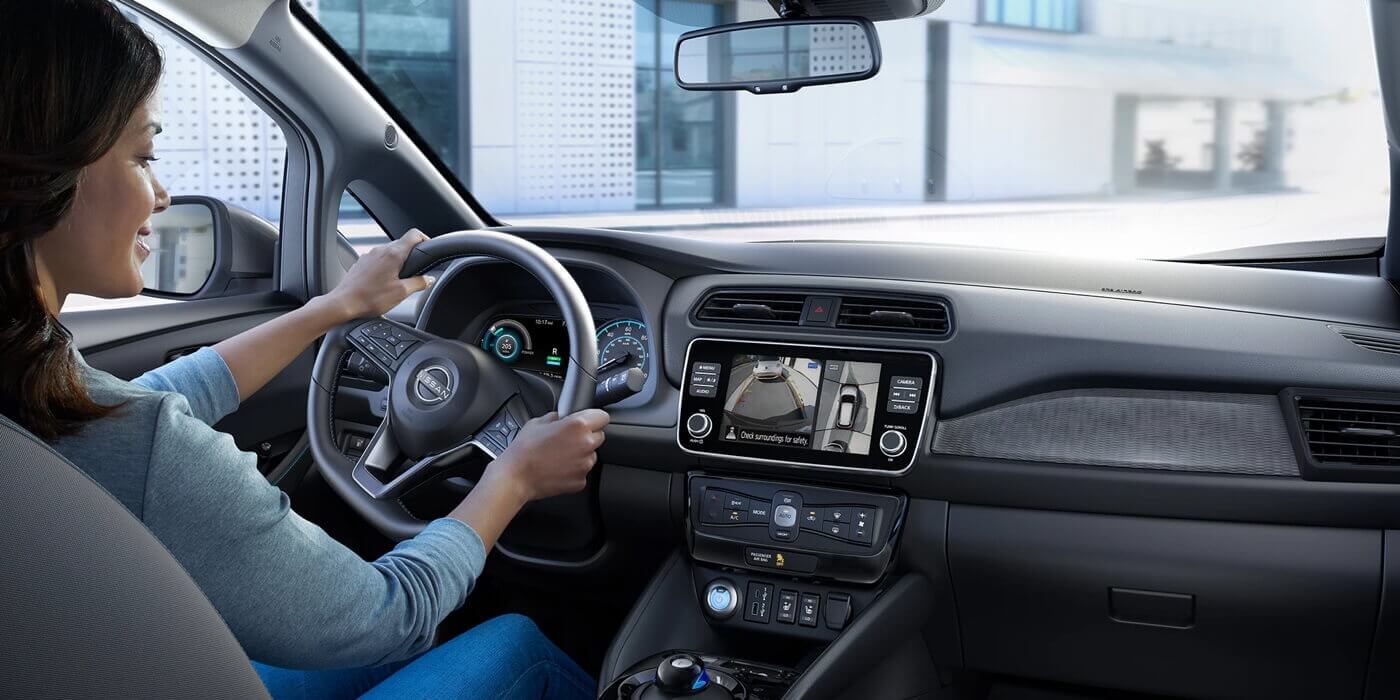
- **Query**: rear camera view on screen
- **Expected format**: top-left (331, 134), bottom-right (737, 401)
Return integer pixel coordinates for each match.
top-left (720, 354), bottom-right (881, 455)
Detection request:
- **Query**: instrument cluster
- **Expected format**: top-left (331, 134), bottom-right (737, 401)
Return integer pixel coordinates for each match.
top-left (478, 315), bottom-right (650, 380)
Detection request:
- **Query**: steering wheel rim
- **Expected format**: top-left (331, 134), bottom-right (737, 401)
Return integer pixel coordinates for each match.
top-left (307, 230), bottom-right (598, 541)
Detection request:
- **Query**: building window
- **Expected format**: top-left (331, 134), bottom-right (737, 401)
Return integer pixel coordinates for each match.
top-left (636, 0), bottom-right (725, 208)
top-left (982, 0), bottom-right (1080, 33)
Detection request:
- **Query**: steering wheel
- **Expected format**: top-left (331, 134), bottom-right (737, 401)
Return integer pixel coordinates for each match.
top-left (307, 231), bottom-right (598, 541)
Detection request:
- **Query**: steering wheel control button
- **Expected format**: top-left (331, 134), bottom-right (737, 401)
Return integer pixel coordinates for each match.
top-left (688, 361), bottom-right (721, 398)
top-left (745, 547), bottom-right (817, 574)
top-left (744, 582), bottom-right (774, 623)
top-left (704, 580), bottom-right (739, 620)
top-left (686, 412), bottom-right (713, 439)
top-left (825, 594), bottom-right (853, 631)
top-left (879, 429), bottom-right (908, 457)
top-left (798, 594), bottom-right (821, 627)
top-left (773, 504), bottom-right (798, 528)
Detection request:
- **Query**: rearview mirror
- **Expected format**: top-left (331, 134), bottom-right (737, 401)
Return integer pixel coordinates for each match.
top-left (675, 17), bottom-right (881, 94)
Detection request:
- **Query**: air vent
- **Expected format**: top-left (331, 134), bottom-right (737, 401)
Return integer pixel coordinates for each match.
top-left (1331, 325), bottom-right (1400, 356)
top-left (696, 290), bottom-right (807, 326)
top-left (1295, 395), bottom-right (1400, 473)
top-left (836, 295), bottom-right (951, 336)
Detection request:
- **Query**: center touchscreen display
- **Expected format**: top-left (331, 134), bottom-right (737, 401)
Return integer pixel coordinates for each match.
top-left (719, 353), bottom-right (882, 456)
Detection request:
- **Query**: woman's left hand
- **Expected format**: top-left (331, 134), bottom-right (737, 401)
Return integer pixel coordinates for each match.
top-left (321, 229), bottom-right (436, 322)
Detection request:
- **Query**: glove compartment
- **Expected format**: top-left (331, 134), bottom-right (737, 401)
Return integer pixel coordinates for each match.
top-left (947, 505), bottom-right (1380, 699)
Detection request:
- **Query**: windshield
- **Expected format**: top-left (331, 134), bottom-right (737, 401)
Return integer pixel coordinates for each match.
top-left (313, 0), bottom-right (1390, 260)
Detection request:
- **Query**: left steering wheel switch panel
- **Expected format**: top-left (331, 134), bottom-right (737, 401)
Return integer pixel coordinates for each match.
top-left (350, 320), bottom-right (422, 370)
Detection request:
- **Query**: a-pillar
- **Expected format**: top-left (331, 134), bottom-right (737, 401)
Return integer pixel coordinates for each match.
top-left (1212, 98), bottom-right (1235, 191)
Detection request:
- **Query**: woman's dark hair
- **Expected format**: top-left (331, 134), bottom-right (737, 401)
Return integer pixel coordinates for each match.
top-left (0, 0), bottom-right (163, 440)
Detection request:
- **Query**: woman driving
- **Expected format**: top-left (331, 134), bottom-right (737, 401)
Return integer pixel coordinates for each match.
top-left (0, 1), bottom-right (606, 698)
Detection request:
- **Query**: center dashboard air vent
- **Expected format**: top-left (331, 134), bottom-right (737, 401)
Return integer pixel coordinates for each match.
top-left (1283, 389), bottom-right (1400, 483)
top-left (695, 291), bottom-right (808, 326)
top-left (835, 295), bottom-right (951, 336)
top-left (694, 289), bottom-right (953, 337)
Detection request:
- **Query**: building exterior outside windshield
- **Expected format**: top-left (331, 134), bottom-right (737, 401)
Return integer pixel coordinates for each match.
top-left (133, 0), bottom-right (1388, 259)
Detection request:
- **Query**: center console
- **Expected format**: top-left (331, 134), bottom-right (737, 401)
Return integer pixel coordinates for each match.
top-left (599, 338), bottom-right (939, 699)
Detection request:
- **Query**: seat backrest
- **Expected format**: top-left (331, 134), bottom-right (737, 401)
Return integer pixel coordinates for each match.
top-left (0, 415), bottom-right (269, 699)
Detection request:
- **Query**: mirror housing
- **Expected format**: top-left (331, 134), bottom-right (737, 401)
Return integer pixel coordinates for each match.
top-left (141, 195), bottom-right (276, 300)
top-left (675, 17), bottom-right (881, 94)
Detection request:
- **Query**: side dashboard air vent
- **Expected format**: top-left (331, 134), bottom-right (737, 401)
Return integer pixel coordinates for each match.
top-left (836, 295), bottom-right (951, 337)
top-left (1331, 325), bottom-right (1400, 356)
top-left (1285, 389), bottom-right (1400, 482)
top-left (696, 291), bottom-right (807, 326)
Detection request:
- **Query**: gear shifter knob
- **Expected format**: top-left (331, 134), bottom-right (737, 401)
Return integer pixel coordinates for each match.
top-left (656, 654), bottom-right (705, 694)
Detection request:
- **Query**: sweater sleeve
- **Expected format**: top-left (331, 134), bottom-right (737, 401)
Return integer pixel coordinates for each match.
top-left (131, 347), bottom-right (241, 425)
top-left (140, 392), bottom-right (487, 669)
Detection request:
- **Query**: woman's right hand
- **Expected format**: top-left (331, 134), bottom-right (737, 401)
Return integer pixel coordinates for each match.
top-left (485, 409), bottom-right (610, 504)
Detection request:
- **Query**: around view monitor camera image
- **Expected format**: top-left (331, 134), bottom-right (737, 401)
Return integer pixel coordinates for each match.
top-left (720, 354), bottom-right (881, 455)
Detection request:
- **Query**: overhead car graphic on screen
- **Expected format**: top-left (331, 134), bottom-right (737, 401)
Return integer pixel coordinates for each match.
top-left (835, 384), bottom-right (861, 429)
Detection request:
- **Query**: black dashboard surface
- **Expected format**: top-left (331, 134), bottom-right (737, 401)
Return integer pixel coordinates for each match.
top-left (406, 226), bottom-right (1400, 529)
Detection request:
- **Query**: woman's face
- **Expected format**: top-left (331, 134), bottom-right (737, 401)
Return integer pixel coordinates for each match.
top-left (34, 98), bottom-right (170, 306)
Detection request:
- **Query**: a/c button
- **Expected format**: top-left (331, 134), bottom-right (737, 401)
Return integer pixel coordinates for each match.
top-left (744, 547), bottom-right (817, 574)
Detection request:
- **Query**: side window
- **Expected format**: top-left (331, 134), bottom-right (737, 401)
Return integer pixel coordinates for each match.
top-left (66, 12), bottom-right (288, 312)
top-left (336, 190), bottom-right (390, 268)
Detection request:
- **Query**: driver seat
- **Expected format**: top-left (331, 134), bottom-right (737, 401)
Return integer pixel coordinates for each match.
top-left (0, 415), bottom-right (269, 699)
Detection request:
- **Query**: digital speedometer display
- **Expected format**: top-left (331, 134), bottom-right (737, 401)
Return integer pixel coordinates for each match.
top-left (479, 316), bottom-right (650, 380)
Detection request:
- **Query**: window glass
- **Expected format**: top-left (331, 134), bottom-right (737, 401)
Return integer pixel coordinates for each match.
top-left (338, 190), bottom-right (390, 250)
top-left (67, 11), bottom-right (288, 312)
top-left (309, 0), bottom-right (1390, 262)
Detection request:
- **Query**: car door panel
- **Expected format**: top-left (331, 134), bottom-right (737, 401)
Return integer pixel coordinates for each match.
top-left (66, 295), bottom-right (311, 472)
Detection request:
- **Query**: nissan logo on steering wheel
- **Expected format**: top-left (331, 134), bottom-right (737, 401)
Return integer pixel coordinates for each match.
top-left (414, 365), bottom-right (453, 404)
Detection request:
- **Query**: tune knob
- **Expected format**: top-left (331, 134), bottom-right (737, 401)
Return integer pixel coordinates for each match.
top-left (879, 429), bottom-right (908, 458)
top-left (686, 413), bottom-right (713, 439)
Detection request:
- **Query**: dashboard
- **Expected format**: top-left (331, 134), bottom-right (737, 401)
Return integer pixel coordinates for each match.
top-left (389, 227), bottom-right (1400, 700)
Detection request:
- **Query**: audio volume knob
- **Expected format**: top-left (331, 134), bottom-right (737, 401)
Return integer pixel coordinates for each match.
top-left (686, 412), bottom-right (713, 439)
top-left (879, 429), bottom-right (908, 458)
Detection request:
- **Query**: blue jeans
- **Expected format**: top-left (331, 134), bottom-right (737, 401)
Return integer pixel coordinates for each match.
top-left (253, 614), bottom-right (596, 699)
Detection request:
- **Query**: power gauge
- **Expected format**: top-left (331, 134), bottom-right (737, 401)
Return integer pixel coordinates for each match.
top-left (481, 319), bottom-right (531, 364)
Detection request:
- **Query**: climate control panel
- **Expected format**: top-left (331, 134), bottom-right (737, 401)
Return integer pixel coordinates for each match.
top-left (688, 475), bottom-right (905, 585)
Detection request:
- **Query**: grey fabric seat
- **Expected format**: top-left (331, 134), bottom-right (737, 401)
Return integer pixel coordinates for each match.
top-left (0, 415), bottom-right (269, 699)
